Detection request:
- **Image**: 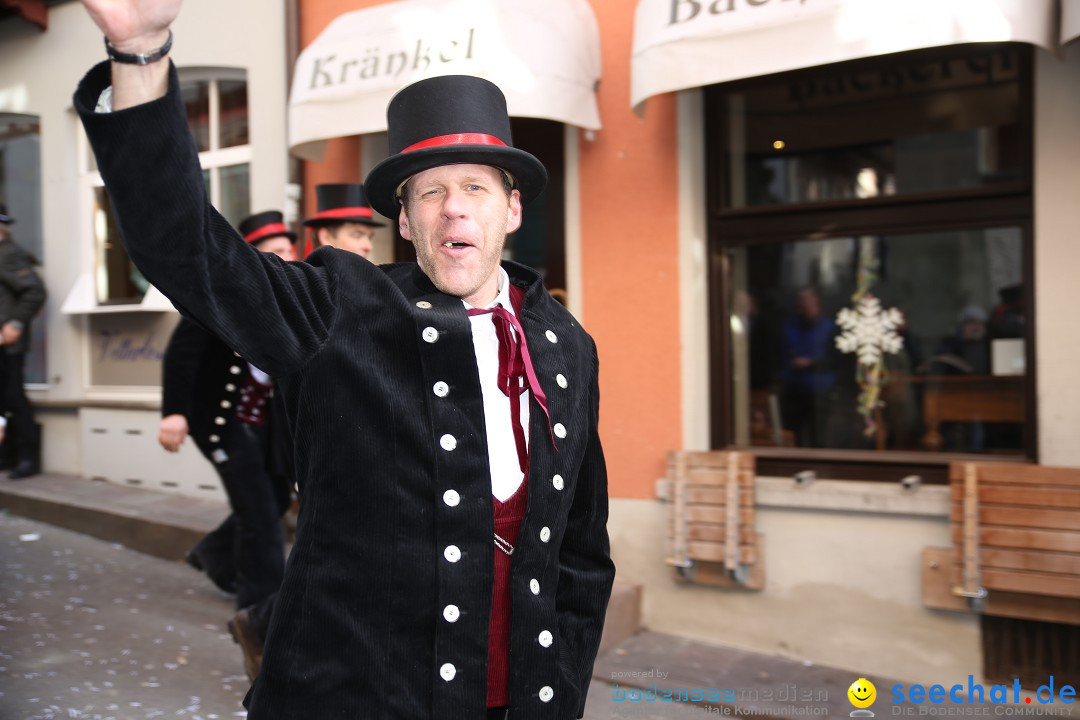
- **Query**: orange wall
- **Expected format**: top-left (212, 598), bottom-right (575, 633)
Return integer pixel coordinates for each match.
top-left (297, 0), bottom-right (683, 499)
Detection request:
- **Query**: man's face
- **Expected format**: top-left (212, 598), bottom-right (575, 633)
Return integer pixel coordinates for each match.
top-left (398, 163), bottom-right (521, 307)
top-left (254, 236), bottom-right (297, 262)
top-left (317, 222), bottom-right (375, 258)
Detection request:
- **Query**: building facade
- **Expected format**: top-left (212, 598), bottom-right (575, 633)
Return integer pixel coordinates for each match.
top-left (3, 0), bottom-right (1078, 689)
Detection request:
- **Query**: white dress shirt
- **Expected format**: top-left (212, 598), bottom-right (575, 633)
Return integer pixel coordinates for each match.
top-left (463, 267), bottom-right (529, 502)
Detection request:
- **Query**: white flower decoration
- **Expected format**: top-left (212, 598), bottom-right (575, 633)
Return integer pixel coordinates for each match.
top-left (835, 295), bottom-right (905, 366)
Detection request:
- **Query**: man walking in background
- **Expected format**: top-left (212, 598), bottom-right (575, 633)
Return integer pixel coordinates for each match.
top-left (0, 204), bottom-right (47, 480)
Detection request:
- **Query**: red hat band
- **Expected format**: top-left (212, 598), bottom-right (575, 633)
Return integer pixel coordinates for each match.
top-left (244, 222), bottom-right (291, 244)
top-left (401, 133), bottom-right (508, 153)
top-left (309, 207), bottom-right (375, 221)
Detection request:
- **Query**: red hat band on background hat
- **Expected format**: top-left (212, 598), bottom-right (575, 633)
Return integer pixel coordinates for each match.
top-left (401, 133), bottom-right (508, 153)
top-left (309, 207), bottom-right (375, 221)
top-left (245, 222), bottom-right (291, 244)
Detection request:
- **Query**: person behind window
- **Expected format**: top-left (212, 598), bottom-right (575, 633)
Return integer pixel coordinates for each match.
top-left (779, 286), bottom-right (836, 448)
top-left (0, 204), bottom-right (47, 479)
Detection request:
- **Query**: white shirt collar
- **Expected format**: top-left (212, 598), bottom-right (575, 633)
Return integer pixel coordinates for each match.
top-left (462, 266), bottom-right (514, 314)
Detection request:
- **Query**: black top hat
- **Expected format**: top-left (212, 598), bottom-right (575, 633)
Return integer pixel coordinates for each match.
top-left (0, 204), bottom-right (13, 224)
top-left (364, 75), bottom-right (547, 218)
top-left (238, 210), bottom-right (296, 245)
top-left (302, 184), bottom-right (385, 228)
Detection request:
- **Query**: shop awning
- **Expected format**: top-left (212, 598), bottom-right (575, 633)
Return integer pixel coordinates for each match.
top-left (631, 0), bottom-right (1058, 111)
top-left (288, 0), bottom-right (601, 161)
top-left (1064, 0), bottom-right (1080, 46)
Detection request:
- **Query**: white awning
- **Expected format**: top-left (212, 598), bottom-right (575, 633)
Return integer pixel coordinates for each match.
top-left (289, 0), bottom-right (601, 161)
top-left (1064, 0), bottom-right (1080, 46)
top-left (632, 0), bottom-right (1059, 111)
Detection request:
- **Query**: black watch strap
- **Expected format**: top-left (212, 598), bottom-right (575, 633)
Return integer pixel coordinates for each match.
top-left (104, 30), bottom-right (173, 66)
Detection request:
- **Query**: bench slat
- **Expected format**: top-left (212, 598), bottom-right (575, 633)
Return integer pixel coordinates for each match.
top-left (686, 541), bottom-right (758, 564)
top-left (949, 484), bottom-right (1080, 509)
top-left (981, 568), bottom-right (1080, 599)
top-left (949, 504), bottom-right (1080, 531)
top-left (951, 525), bottom-right (1080, 553)
top-left (949, 464), bottom-right (1080, 487)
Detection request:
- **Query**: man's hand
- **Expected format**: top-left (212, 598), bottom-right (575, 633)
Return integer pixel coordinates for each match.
top-left (80, 0), bottom-right (182, 109)
top-left (158, 413), bottom-right (189, 452)
top-left (0, 322), bottom-right (22, 346)
top-left (80, 0), bottom-right (181, 53)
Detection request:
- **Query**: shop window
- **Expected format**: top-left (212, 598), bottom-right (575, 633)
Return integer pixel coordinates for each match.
top-left (84, 69), bottom-right (250, 307)
top-left (706, 44), bottom-right (1033, 482)
top-left (0, 113), bottom-right (46, 384)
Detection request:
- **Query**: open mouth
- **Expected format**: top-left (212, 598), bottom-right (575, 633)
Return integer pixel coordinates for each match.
top-left (442, 240), bottom-right (472, 250)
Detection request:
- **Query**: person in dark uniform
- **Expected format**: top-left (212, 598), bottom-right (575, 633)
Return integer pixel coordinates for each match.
top-left (77, 2), bottom-right (615, 717)
top-left (157, 211), bottom-right (296, 671)
top-left (302, 182), bottom-right (385, 259)
top-left (0, 204), bottom-right (47, 480)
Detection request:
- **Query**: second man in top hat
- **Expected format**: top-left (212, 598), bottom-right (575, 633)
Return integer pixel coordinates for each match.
top-left (303, 183), bottom-right (384, 259)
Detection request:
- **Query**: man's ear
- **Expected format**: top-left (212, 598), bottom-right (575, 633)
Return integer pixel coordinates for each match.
top-left (315, 226), bottom-right (331, 247)
top-left (398, 204), bottom-right (412, 241)
top-left (505, 189), bottom-right (523, 234)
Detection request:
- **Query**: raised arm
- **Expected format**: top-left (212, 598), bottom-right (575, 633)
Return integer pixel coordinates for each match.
top-left (75, 1), bottom-right (338, 378)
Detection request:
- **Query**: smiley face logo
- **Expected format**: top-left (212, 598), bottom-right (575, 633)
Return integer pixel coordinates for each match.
top-left (848, 678), bottom-right (877, 709)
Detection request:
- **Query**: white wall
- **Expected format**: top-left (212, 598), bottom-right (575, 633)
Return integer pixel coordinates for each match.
top-left (1034, 42), bottom-right (1080, 467)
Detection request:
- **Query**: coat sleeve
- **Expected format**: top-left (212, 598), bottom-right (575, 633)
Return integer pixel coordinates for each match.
top-left (161, 317), bottom-right (211, 420)
top-left (556, 341), bottom-right (616, 718)
top-left (73, 62), bottom-right (335, 378)
top-left (0, 245), bottom-right (46, 325)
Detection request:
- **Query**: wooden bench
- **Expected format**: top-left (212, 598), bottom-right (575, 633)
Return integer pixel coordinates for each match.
top-left (923, 462), bottom-right (1080, 625)
top-left (665, 451), bottom-right (764, 589)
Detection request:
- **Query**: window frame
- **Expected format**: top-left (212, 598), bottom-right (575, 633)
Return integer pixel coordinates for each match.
top-left (704, 43), bottom-right (1037, 483)
top-left (74, 67), bottom-right (251, 312)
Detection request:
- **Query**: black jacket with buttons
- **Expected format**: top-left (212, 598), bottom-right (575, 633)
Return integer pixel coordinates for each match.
top-left (76, 62), bottom-right (614, 720)
top-left (161, 316), bottom-right (247, 462)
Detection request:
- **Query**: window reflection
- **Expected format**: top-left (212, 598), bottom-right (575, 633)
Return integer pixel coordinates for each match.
top-left (730, 228), bottom-right (1025, 455)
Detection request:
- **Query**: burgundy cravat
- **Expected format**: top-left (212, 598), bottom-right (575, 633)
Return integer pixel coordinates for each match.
top-left (467, 303), bottom-right (555, 473)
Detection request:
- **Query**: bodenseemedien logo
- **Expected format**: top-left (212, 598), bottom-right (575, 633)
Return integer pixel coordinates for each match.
top-left (849, 678), bottom-right (878, 717)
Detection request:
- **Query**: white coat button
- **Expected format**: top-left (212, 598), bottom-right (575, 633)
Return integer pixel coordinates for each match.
top-left (443, 489), bottom-right (460, 507)
top-left (433, 381), bottom-right (449, 397)
top-left (539, 686), bottom-right (554, 702)
top-left (545, 330), bottom-right (558, 343)
top-left (538, 630), bottom-right (553, 647)
top-left (539, 527), bottom-right (551, 543)
top-left (440, 434), bottom-right (457, 451)
top-left (443, 605), bottom-right (460, 623)
top-left (225, 383), bottom-right (236, 392)
top-left (214, 416), bottom-right (226, 426)
top-left (416, 301), bottom-right (432, 309)
top-left (552, 474), bottom-right (565, 491)
top-left (440, 663), bottom-right (456, 681)
top-left (422, 326), bottom-right (439, 343)
top-left (444, 545), bottom-right (461, 563)
top-left (530, 578), bottom-right (540, 595)
top-left (554, 423), bottom-right (567, 439)
top-left (209, 434), bottom-right (220, 443)
top-left (556, 373), bottom-right (568, 388)
top-left (220, 400), bottom-right (231, 409)
top-left (230, 365), bottom-right (242, 375)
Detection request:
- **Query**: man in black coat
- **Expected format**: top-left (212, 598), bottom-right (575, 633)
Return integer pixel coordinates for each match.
top-left (77, 2), bottom-right (615, 718)
top-left (0, 205), bottom-right (47, 479)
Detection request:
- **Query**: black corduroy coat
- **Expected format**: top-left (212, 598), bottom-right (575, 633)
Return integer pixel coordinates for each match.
top-left (76, 62), bottom-right (615, 720)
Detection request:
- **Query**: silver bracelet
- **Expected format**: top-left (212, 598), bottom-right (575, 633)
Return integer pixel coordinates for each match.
top-left (104, 30), bottom-right (173, 66)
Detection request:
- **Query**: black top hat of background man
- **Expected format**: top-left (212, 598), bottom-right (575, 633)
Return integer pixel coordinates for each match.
top-left (364, 75), bottom-right (547, 219)
top-left (302, 184), bottom-right (385, 228)
top-left (238, 210), bottom-right (296, 246)
top-left (0, 204), bottom-right (14, 224)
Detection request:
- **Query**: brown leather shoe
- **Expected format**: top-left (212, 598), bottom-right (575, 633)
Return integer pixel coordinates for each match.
top-left (227, 607), bottom-right (264, 681)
